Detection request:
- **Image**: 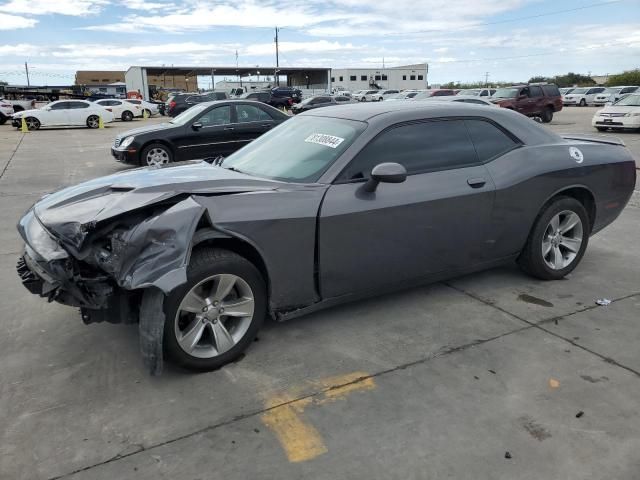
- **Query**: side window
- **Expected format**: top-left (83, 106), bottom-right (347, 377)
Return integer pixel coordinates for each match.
top-left (529, 86), bottom-right (543, 97)
top-left (316, 97), bottom-right (331, 104)
top-left (69, 101), bottom-right (89, 109)
top-left (197, 106), bottom-right (231, 126)
top-left (50, 102), bottom-right (69, 110)
top-left (465, 119), bottom-right (518, 162)
top-left (236, 104), bottom-right (272, 123)
top-left (339, 120), bottom-right (478, 181)
top-left (541, 85), bottom-right (560, 96)
top-left (361, 75), bottom-right (367, 81)
top-left (350, 76), bottom-right (356, 81)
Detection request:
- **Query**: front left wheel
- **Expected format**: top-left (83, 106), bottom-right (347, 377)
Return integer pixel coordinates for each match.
top-left (163, 248), bottom-right (266, 371)
top-left (518, 196), bottom-right (589, 280)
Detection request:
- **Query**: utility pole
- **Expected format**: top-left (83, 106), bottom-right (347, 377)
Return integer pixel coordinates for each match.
top-left (274, 26), bottom-right (280, 86)
top-left (25, 62), bottom-right (30, 87)
top-left (211, 69), bottom-right (215, 91)
top-left (484, 71), bottom-right (489, 87)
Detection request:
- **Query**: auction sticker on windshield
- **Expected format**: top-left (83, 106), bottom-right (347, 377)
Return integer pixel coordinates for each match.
top-left (305, 133), bottom-right (345, 149)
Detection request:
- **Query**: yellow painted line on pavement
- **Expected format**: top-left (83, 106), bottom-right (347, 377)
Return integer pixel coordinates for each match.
top-left (261, 371), bottom-right (376, 463)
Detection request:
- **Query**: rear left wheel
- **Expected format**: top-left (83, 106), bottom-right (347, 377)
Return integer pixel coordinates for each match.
top-left (518, 196), bottom-right (589, 280)
top-left (86, 115), bottom-right (100, 129)
top-left (122, 110), bottom-right (134, 121)
top-left (540, 107), bottom-right (554, 123)
top-left (579, 99), bottom-right (586, 107)
top-left (163, 248), bottom-right (266, 371)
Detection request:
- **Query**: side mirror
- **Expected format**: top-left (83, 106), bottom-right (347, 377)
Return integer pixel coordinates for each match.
top-left (192, 122), bottom-right (203, 131)
top-left (363, 163), bottom-right (407, 192)
top-left (44, 106), bottom-right (51, 111)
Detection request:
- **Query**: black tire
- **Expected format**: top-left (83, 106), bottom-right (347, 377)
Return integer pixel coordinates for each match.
top-left (140, 142), bottom-right (173, 166)
top-left (579, 99), bottom-right (586, 107)
top-left (540, 107), bottom-right (553, 123)
top-left (0, 114), bottom-right (7, 125)
top-left (163, 248), bottom-right (266, 371)
top-left (13, 106), bottom-right (24, 113)
top-left (596, 127), bottom-right (607, 132)
top-left (518, 196), bottom-right (590, 280)
top-left (86, 115), bottom-right (100, 129)
top-left (25, 117), bottom-right (40, 130)
top-left (122, 110), bottom-right (134, 121)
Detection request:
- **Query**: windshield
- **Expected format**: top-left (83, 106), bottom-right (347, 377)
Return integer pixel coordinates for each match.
top-left (300, 97), bottom-right (315, 105)
top-left (457, 89), bottom-right (480, 96)
top-left (493, 88), bottom-right (519, 98)
top-left (221, 116), bottom-right (366, 183)
top-left (614, 94), bottom-right (640, 106)
top-left (169, 104), bottom-right (209, 125)
top-left (571, 88), bottom-right (588, 94)
top-left (387, 93), bottom-right (405, 99)
top-left (603, 88), bottom-right (622, 94)
top-left (412, 92), bottom-right (434, 100)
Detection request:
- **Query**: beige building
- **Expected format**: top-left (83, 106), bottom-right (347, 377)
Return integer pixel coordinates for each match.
top-left (75, 70), bottom-right (190, 90)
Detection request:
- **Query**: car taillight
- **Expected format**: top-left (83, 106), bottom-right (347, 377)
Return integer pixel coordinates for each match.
top-left (169, 101), bottom-right (176, 109)
top-left (0, 104), bottom-right (11, 108)
top-left (106, 108), bottom-right (112, 112)
top-left (288, 98), bottom-right (292, 105)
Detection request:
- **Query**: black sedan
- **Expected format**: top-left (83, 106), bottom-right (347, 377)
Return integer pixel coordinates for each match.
top-left (17, 102), bottom-right (636, 373)
top-left (291, 95), bottom-right (353, 114)
top-left (111, 100), bottom-right (289, 166)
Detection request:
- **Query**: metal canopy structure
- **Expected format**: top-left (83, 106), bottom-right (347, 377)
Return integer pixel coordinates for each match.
top-left (125, 65), bottom-right (332, 100)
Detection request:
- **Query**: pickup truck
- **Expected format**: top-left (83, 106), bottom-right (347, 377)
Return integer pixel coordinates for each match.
top-left (2, 98), bottom-right (37, 113)
top-left (490, 84), bottom-right (562, 123)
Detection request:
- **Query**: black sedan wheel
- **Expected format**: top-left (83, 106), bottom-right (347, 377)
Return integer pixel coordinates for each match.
top-left (518, 196), bottom-right (589, 280)
top-left (163, 248), bottom-right (266, 371)
top-left (122, 110), bottom-right (134, 122)
top-left (141, 143), bottom-right (172, 167)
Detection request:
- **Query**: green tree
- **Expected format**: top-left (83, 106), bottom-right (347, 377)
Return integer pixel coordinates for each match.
top-left (606, 69), bottom-right (640, 86)
top-left (528, 76), bottom-right (552, 84)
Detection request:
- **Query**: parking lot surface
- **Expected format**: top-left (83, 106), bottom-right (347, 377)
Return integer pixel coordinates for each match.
top-left (1, 108), bottom-right (639, 480)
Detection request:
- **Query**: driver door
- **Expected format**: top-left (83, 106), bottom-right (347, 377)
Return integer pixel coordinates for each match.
top-left (175, 105), bottom-right (235, 160)
top-left (45, 101), bottom-right (71, 125)
top-left (318, 119), bottom-right (495, 298)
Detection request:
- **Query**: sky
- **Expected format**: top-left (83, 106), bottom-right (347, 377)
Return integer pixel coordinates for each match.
top-left (0, 0), bottom-right (639, 87)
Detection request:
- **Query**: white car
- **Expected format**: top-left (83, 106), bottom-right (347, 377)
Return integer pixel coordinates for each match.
top-left (592, 86), bottom-right (639, 106)
top-left (424, 95), bottom-right (497, 107)
top-left (384, 91), bottom-right (420, 101)
top-left (353, 90), bottom-right (378, 102)
top-left (125, 99), bottom-right (159, 117)
top-left (592, 93), bottom-right (640, 131)
top-left (368, 89), bottom-right (400, 101)
top-left (0, 99), bottom-right (14, 125)
top-left (562, 86), bottom-right (606, 106)
top-left (11, 99), bottom-right (114, 130)
top-left (456, 88), bottom-right (496, 97)
top-left (94, 99), bottom-right (142, 121)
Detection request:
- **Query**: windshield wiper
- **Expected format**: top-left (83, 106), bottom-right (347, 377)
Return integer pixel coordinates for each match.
top-left (223, 166), bottom-right (248, 175)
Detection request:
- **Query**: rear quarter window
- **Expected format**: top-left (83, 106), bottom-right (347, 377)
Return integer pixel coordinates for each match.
top-left (542, 85), bottom-right (560, 97)
top-left (464, 119), bottom-right (519, 162)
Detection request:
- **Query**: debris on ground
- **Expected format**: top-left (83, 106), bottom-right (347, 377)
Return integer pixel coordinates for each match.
top-left (504, 451), bottom-right (512, 459)
top-left (595, 298), bottom-right (612, 306)
top-left (576, 411), bottom-right (585, 418)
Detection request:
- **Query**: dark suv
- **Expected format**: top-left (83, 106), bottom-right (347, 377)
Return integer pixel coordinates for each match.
top-left (239, 91), bottom-right (293, 108)
top-left (167, 92), bottom-right (228, 117)
top-left (271, 86), bottom-right (303, 103)
top-left (491, 84), bottom-right (562, 123)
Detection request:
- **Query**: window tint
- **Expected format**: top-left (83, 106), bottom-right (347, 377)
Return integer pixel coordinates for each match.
top-left (339, 76), bottom-right (343, 81)
top-left (465, 119), bottom-right (518, 162)
top-left (128, 100), bottom-right (141, 104)
top-left (529, 86), bottom-right (543, 97)
top-left (69, 101), bottom-right (89, 109)
top-left (339, 120), bottom-right (478, 181)
top-left (350, 75), bottom-right (356, 81)
top-left (331, 77), bottom-right (335, 82)
top-left (361, 75), bottom-right (367, 81)
top-left (402, 75), bottom-right (407, 80)
top-left (236, 104), bottom-right (272, 123)
top-left (197, 106), bottom-right (231, 126)
top-left (417, 75), bottom-right (424, 80)
top-left (375, 75), bottom-right (381, 81)
top-left (541, 84), bottom-right (560, 96)
top-left (382, 75), bottom-right (388, 81)
top-left (410, 75), bottom-right (416, 80)
top-left (315, 97), bottom-right (332, 104)
top-left (50, 102), bottom-right (69, 110)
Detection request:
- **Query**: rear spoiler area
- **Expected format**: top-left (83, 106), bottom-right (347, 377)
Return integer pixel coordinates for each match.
top-left (561, 133), bottom-right (625, 146)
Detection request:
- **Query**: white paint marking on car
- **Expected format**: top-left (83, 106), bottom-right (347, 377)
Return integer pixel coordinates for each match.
top-left (569, 147), bottom-right (584, 163)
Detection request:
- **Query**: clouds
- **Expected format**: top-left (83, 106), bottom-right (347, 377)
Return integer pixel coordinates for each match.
top-left (0, 12), bottom-right (37, 29)
top-left (0, 0), bottom-right (108, 16)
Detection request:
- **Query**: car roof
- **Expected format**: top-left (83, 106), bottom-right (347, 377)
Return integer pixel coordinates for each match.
top-left (302, 101), bottom-right (561, 145)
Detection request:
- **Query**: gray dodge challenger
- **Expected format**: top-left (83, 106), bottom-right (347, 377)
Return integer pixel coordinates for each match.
top-left (17, 102), bottom-right (636, 373)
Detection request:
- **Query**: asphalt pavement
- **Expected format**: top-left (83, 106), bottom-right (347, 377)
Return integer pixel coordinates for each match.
top-left (0, 107), bottom-right (639, 480)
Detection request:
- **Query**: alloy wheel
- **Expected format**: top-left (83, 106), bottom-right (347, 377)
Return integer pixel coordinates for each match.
top-left (542, 210), bottom-right (583, 270)
top-left (145, 147), bottom-right (170, 166)
top-left (87, 115), bottom-right (99, 128)
top-left (25, 117), bottom-right (40, 130)
top-left (174, 274), bottom-right (255, 359)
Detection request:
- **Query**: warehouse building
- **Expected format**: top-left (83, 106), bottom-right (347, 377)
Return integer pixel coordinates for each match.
top-left (330, 63), bottom-right (428, 91)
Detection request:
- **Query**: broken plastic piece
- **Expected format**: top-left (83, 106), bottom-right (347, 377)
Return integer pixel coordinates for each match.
top-left (576, 411), bottom-right (584, 418)
top-left (595, 298), bottom-right (612, 306)
top-left (504, 451), bottom-right (512, 459)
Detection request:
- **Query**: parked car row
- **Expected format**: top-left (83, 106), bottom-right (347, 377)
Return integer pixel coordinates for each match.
top-left (592, 93), bottom-right (640, 132)
top-left (562, 86), bottom-right (638, 106)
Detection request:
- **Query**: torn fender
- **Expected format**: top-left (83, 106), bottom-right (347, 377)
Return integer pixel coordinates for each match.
top-left (107, 196), bottom-right (205, 293)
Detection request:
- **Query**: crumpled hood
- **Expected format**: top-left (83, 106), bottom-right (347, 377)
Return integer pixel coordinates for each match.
top-left (33, 161), bottom-right (282, 249)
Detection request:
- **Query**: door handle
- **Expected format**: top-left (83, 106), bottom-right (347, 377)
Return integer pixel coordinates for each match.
top-left (262, 124), bottom-right (272, 128)
top-left (467, 178), bottom-right (486, 188)
top-left (224, 126), bottom-right (235, 131)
